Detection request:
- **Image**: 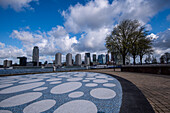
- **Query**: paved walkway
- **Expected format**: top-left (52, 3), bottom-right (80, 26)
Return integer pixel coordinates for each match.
top-left (84, 69), bottom-right (170, 113)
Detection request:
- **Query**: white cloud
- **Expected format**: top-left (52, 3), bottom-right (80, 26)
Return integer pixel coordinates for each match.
top-left (0, 44), bottom-right (25, 60)
top-left (10, 26), bottom-right (78, 57)
top-left (145, 24), bottom-right (152, 31)
top-left (48, 26), bottom-right (67, 38)
top-left (153, 29), bottom-right (170, 58)
top-left (0, 42), bottom-right (5, 48)
top-left (147, 33), bottom-right (159, 40)
top-left (73, 27), bottom-right (111, 52)
top-left (62, 0), bottom-right (118, 33)
top-left (0, 0), bottom-right (38, 12)
top-left (62, 0), bottom-right (170, 52)
top-left (154, 29), bottom-right (170, 49)
top-left (63, 0), bottom-right (170, 33)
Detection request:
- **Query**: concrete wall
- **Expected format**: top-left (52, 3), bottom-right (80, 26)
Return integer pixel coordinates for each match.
top-left (121, 64), bottom-right (170, 75)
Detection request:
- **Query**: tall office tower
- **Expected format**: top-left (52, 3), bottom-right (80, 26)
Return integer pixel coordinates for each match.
top-left (75, 54), bottom-right (81, 66)
top-left (85, 55), bottom-right (90, 66)
top-left (3, 60), bottom-right (8, 68)
top-left (32, 46), bottom-right (39, 66)
top-left (7, 60), bottom-right (12, 67)
top-left (3, 60), bottom-right (12, 67)
top-left (55, 53), bottom-right (62, 66)
top-left (106, 54), bottom-right (109, 64)
top-left (17, 57), bottom-right (27, 66)
top-left (93, 54), bottom-right (96, 62)
top-left (66, 53), bottom-right (72, 66)
top-left (98, 54), bottom-right (106, 64)
top-left (85, 53), bottom-right (91, 62)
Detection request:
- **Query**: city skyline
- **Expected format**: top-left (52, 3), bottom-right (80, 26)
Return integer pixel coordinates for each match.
top-left (0, 0), bottom-right (170, 64)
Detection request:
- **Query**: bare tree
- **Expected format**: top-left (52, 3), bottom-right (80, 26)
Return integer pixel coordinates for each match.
top-left (106, 19), bottom-right (153, 65)
top-left (106, 19), bottom-right (140, 65)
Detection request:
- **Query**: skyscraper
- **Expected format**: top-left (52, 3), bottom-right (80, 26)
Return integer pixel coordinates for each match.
top-left (93, 54), bottom-right (96, 62)
top-left (85, 53), bottom-right (91, 65)
top-left (55, 53), bottom-right (62, 66)
top-left (3, 60), bottom-right (12, 67)
top-left (98, 54), bottom-right (106, 64)
top-left (106, 54), bottom-right (109, 64)
top-left (85, 56), bottom-right (90, 66)
top-left (75, 54), bottom-right (81, 66)
top-left (32, 46), bottom-right (39, 66)
top-left (66, 53), bottom-right (72, 66)
top-left (17, 57), bottom-right (27, 66)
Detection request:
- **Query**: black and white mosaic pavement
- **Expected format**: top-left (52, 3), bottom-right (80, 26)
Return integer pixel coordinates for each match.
top-left (0, 72), bottom-right (122, 113)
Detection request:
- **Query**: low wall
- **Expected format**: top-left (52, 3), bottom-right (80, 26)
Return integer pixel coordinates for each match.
top-left (121, 64), bottom-right (170, 75)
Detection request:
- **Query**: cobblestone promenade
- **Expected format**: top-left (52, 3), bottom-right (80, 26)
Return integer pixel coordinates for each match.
top-left (84, 69), bottom-right (170, 113)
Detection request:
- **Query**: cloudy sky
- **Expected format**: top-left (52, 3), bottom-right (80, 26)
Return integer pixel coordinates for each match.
top-left (0, 0), bottom-right (170, 64)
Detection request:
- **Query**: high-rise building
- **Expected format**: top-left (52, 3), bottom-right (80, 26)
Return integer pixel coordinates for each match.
top-left (3, 60), bottom-right (8, 68)
top-left (3, 60), bottom-right (12, 67)
top-left (93, 54), bottom-right (96, 62)
top-left (55, 53), bottom-right (62, 66)
top-left (85, 53), bottom-right (91, 62)
top-left (7, 60), bottom-right (12, 67)
top-left (85, 56), bottom-right (90, 66)
top-left (66, 53), bottom-right (72, 66)
top-left (106, 54), bottom-right (109, 64)
top-left (75, 54), bottom-right (81, 66)
top-left (98, 54), bottom-right (106, 64)
top-left (32, 46), bottom-right (39, 66)
top-left (17, 57), bottom-right (27, 66)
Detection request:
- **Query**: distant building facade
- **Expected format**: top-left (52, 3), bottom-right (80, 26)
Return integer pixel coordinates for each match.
top-left (3, 60), bottom-right (12, 67)
top-left (55, 53), bottom-right (62, 66)
top-left (66, 53), bottom-right (72, 66)
top-left (17, 57), bottom-right (27, 66)
top-left (93, 54), bottom-right (96, 62)
top-left (98, 54), bottom-right (106, 64)
top-left (85, 53), bottom-right (91, 62)
top-left (106, 54), bottom-right (109, 64)
top-left (75, 54), bottom-right (81, 66)
top-left (85, 56), bottom-right (90, 66)
top-left (32, 46), bottom-right (39, 66)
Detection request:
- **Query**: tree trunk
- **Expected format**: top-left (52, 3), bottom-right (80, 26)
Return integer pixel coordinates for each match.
top-left (123, 55), bottom-right (125, 65)
top-left (133, 55), bottom-right (136, 65)
top-left (140, 55), bottom-right (143, 65)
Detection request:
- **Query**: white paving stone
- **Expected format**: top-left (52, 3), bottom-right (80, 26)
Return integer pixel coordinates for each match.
top-left (90, 88), bottom-right (116, 99)
top-left (0, 92), bottom-right (42, 107)
top-left (19, 79), bottom-right (43, 84)
top-left (68, 91), bottom-right (84, 98)
top-left (51, 82), bottom-right (82, 94)
top-left (85, 78), bottom-right (96, 80)
top-left (54, 100), bottom-right (97, 113)
top-left (95, 75), bottom-right (108, 79)
top-left (103, 83), bottom-right (116, 87)
top-left (46, 78), bottom-right (62, 81)
top-left (0, 84), bottom-right (13, 89)
top-left (82, 80), bottom-right (90, 82)
top-left (93, 79), bottom-right (108, 83)
top-left (33, 87), bottom-right (48, 91)
top-left (67, 78), bottom-right (83, 81)
top-left (85, 83), bottom-right (98, 87)
top-left (0, 82), bottom-right (45, 94)
top-left (50, 81), bottom-right (62, 84)
top-left (23, 99), bottom-right (56, 113)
